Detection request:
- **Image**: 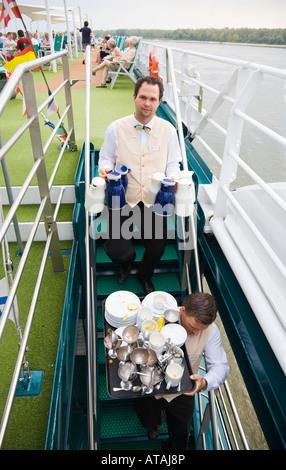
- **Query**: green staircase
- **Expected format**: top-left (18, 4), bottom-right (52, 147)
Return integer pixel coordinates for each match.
top-left (94, 216), bottom-right (183, 450)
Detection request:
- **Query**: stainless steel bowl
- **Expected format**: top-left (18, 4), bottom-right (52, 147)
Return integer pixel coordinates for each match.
top-left (116, 344), bottom-right (133, 362)
top-left (145, 348), bottom-right (157, 366)
top-left (139, 366), bottom-right (161, 386)
top-left (122, 325), bottom-right (139, 344)
top-left (130, 347), bottom-right (149, 365)
top-left (118, 362), bottom-right (137, 382)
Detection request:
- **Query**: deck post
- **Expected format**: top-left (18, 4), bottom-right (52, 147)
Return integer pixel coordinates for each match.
top-left (62, 54), bottom-right (77, 151)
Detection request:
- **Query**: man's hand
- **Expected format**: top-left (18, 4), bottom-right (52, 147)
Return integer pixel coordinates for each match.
top-left (183, 374), bottom-right (207, 396)
top-left (98, 168), bottom-right (112, 179)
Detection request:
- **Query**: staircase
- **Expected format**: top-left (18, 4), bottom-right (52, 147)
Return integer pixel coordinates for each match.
top-left (94, 215), bottom-right (184, 450)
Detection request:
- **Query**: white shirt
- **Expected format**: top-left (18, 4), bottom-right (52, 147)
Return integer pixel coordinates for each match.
top-left (189, 323), bottom-right (229, 391)
top-left (99, 114), bottom-right (182, 178)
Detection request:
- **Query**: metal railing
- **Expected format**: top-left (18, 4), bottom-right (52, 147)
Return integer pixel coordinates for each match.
top-left (137, 41), bottom-right (286, 377)
top-left (0, 50), bottom-right (76, 448)
top-left (83, 45), bottom-right (98, 450)
top-left (138, 40), bottom-right (253, 450)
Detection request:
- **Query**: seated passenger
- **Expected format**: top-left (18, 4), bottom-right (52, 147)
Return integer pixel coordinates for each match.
top-left (99, 35), bottom-right (111, 61)
top-left (3, 31), bottom-right (16, 60)
top-left (16, 29), bottom-right (31, 51)
top-left (92, 36), bottom-right (139, 88)
top-left (42, 33), bottom-right (50, 48)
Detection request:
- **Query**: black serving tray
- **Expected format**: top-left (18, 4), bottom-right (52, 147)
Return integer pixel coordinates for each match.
top-left (103, 305), bottom-right (196, 400)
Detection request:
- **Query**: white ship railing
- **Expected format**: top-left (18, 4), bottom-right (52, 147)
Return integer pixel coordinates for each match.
top-left (137, 41), bottom-right (286, 376)
top-left (0, 50), bottom-right (76, 448)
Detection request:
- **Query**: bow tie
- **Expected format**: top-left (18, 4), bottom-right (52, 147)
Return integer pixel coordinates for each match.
top-left (134, 125), bottom-right (151, 134)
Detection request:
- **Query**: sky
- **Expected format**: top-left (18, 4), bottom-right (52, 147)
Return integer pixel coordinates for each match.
top-left (3, 0), bottom-right (286, 32)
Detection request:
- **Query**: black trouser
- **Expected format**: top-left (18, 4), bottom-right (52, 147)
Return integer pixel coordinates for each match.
top-left (134, 394), bottom-right (195, 450)
top-left (104, 202), bottom-right (168, 281)
top-left (100, 50), bottom-right (110, 60)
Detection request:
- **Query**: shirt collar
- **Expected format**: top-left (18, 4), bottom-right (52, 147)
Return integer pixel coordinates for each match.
top-left (132, 114), bottom-right (154, 130)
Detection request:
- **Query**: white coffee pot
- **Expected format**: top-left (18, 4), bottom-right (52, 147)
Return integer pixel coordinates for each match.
top-left (85, 176), bottom-right (106, 214)
top-left (147, 171), bottom-right (165, 205)
top-left (175, 178), bottom-right (195, 217)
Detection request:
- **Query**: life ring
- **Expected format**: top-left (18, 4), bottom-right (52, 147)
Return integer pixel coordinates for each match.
top-left (148, 50), bottom-right (159, 78)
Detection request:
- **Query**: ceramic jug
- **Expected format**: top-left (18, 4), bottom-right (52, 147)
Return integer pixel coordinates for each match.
top-left (153, 178), bottom-right (175, 216)
top-left (147, 171), bottom-right (165, 205)
top-left (106, 171), bottom-right (126, 210)
top-left (115, 163), bottom-right (131, 191)
top-left (175, 178), bottom-right (196, 217)
top-left (85, 176), bottom-right (106, 214)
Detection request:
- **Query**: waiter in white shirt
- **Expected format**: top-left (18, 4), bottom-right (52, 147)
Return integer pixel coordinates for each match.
top-left (134, 292), bottom-right (230, 450)
top-left (98, 76), bottom-right (182, 294)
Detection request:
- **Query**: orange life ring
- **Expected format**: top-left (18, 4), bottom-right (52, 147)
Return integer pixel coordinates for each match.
top-left (148, 50), bottom-right (159, 78)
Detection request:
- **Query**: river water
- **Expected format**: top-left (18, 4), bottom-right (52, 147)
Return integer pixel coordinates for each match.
top-left (150, 41), bottom-right (286, 450)
top-left (151, 40), bottom-right (286, 187)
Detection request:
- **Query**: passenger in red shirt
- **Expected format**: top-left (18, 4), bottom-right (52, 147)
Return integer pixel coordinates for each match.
top-left (16, 29), bottom-right (31, 51)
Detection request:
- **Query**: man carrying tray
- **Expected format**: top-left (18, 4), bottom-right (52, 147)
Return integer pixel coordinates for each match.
top-left (134, 292), bottom-right (229, 450)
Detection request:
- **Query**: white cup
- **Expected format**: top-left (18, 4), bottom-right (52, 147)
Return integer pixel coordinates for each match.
top-left (153, 293), bottom-right (167, 311)
top-left (149, 332), bottom-right (165, 355)
top-left (141, 319), bottom-right (157, 340)
top-left (165, 363), bottom-right (184, 389)
top-left (137, 307), bottom-right (153, 327)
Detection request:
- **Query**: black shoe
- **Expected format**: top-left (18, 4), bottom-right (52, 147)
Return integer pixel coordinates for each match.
top-left (137, 273), bottom-right (155, 294)
top-left (148, 424), bottom-right (162, 441)
top-left (82, 60), bottom-right (85, 64)
top-left (118, 253), bottom-right (136, 284)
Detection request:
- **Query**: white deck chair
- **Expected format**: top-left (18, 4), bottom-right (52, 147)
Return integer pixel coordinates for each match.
top-left (109, 39), bottom-right (141, 89)
top-left (109, 60), bottom-right (136, 89)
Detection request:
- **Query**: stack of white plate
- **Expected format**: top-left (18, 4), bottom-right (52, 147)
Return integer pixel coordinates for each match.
top-left (105, 291), bottom-right (141, 328)
top-left (141, 291), bottom-right (178, 318)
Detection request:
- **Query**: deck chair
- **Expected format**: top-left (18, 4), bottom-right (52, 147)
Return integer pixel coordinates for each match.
top-left (109, 39), bottom-right (141, 89)
top-left (49, 36), bottom-right (64, 70)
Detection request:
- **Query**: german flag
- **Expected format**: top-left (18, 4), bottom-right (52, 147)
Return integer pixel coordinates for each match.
top-left (4, 45), bottom-right (37, 72)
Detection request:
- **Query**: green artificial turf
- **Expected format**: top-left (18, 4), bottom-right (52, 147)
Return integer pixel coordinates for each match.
top-left (0, 240), bottom-right (72, 450)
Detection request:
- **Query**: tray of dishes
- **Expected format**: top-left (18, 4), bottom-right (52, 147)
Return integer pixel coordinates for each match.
top-left (102, 299), bottom-right (195, 399)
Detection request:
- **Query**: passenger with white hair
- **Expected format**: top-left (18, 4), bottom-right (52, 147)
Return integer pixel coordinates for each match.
top-left (92, 36), bottom-right (139, 88)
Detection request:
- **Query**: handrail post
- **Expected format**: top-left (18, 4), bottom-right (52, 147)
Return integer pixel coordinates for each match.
top-left (62, 54), bottom-right (77, 151)
top-left (22, 70), bottom-right (64, 273)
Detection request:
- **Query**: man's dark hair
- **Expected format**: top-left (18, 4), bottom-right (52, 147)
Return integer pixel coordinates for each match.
top-left (17, 30), bottom-right (24, 37)
top-left (134, 76), bottom-right (164, 101)
top-left (84, 21), bottom-right (88, 27)
top-left (182, 292), bottom-right (217, 325)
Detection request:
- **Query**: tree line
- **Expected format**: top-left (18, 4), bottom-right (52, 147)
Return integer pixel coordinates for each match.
top-left (94, 28), bottom-right (286, 45)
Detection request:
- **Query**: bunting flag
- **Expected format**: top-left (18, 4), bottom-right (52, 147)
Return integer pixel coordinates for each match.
top-left (0, 0), bottom-right (22, 29)
top-left (4, 46), bottom-right (36, 72)
top-left (47, 90), bottom-right (59, 118)
top-left (0, 63), bottom-right (8, 77)
top-left (22, 89), bottom-right (26, 116)
top-left (0, 277), bottom-right (9, 321)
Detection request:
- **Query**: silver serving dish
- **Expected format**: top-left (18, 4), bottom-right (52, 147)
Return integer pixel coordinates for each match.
top-left (116, 344), bottom-right (133, 362)
top-left (130, 347), bottom-right (149, 365)
top-left (118, 362), bottom-right (137, 382)
top-left (139, 366), bottom-right (161, 386)
top-left (145, 348), bottom-right (157, 366)
top-left (122, 325), bottom-right (139, 344)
